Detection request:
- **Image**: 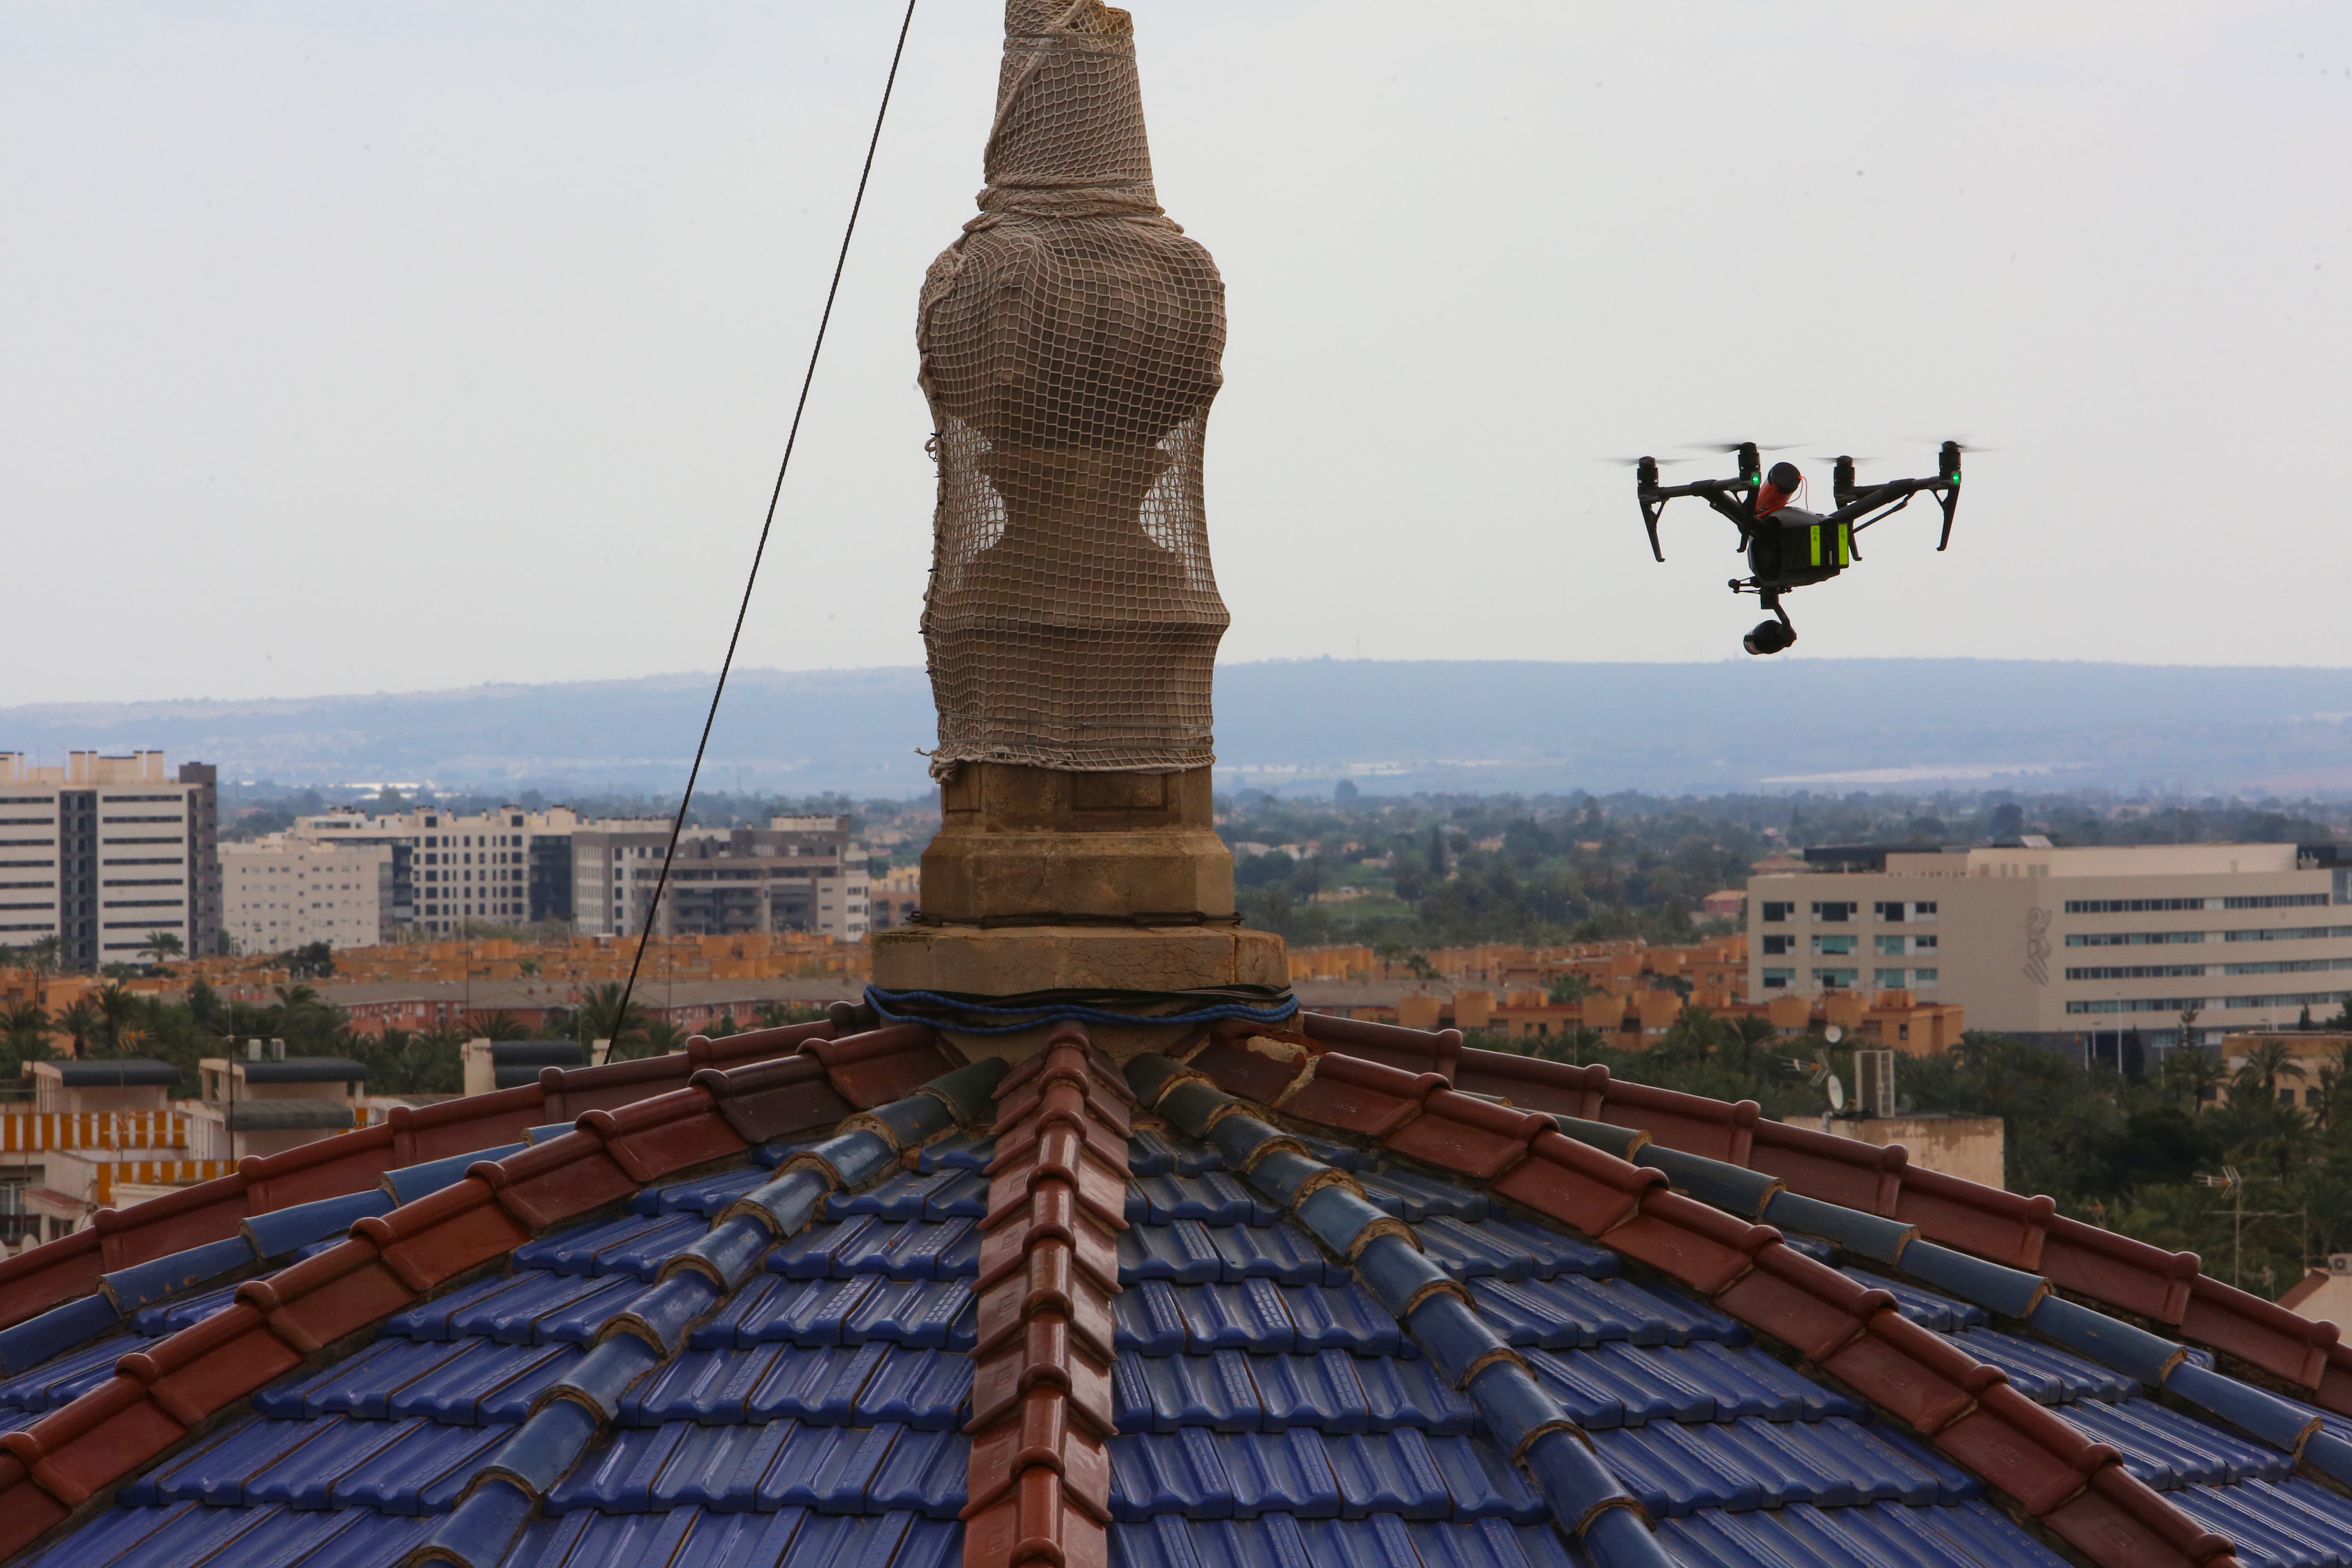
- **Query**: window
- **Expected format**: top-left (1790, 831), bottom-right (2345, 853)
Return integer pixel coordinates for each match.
top-left (1875, 935), bottom-right (1906, 956)
top-left (1762, 968), bottom-right (1795, 989)
top-left (1912, 902), bottom-right (1937, 919)
top-left (2065, 897), bottom-right (2214, 913)
top-left (1813, 968), bottom-right (1859, 988)
top-left (2068, 931), bottom-right (2206, 947)
top-left (1812, 901), bottom-right (1856, 922)
top-left (1761, 934), bottom-right (1791, 955)
top-left (1761, 901), bottom-right (1794, 923)
top-left (2223, 893), bottom-right (2330, 909)
top-left (1914, 934), bottom-right (1937, 950)
top-left (1811, 934), bottom-right (1856, 955)
top-left (1874, 900), bottom-right (1906, 922)
top-left (1875, 968), bottom-right (1907, 988)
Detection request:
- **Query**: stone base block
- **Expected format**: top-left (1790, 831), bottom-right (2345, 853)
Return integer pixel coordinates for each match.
top-left (872, 923), bottom-right (1287, 995)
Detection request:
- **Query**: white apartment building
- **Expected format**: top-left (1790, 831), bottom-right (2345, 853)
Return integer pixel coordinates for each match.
top-left (1747, 842), bottom-right (2352, 1049)
top-left (573, 816), bottom-right (870, 942)
top-left (0, 752), bottom-right (220, 966)
top-left (221, 836), bottom-right (394, 954)
top-left (289, 804), bottom-right (660, 934)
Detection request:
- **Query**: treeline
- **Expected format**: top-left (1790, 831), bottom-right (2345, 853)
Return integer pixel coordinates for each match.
top-left (1217, 786), bottom-right (2345, 951)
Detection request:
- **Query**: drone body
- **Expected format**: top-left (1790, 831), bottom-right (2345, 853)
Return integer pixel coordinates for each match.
top-left (1635, 441), bottom-right (1963, 654)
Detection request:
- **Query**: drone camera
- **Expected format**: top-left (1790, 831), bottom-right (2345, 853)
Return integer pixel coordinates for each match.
top-left (1743, 620), bottom-right (1797, 656)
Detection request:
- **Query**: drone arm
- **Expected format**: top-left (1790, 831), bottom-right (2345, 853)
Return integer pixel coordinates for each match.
top-left (1640, 491), bottom-right (1666, 561)
top-left (1638, 477), bottom-right (1751, 560)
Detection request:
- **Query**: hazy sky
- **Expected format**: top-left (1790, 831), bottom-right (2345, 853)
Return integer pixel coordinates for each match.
top-left (4, 1), bottom-right (2348, 705)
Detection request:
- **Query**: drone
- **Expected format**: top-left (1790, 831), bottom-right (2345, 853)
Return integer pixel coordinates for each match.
top-left (1633, 440), bottom-right (1963, 654)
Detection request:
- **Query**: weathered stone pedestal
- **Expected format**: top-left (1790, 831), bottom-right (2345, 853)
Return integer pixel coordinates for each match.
top-left (871, 763), bottom-right (1287, 1058)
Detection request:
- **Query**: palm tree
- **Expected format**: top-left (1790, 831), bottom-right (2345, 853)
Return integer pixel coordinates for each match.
top-left (55, 999), bottom-right (99, 1059)
top-left (139, 931), bottom-right (183, 970)
top-left (753, 1000), bottom-right (824, 1030)
top-left (570, 983), bottom-right (648, 1056)
top-left (28, 936), bottom-right (62, 979)
top-left (636, 1020), bottom-right (690, 1060)
top-left (2162, 1044), bottom-right (2228, 1112)
top-left (1, 1002), bottom-right (52, 1056)
top-left (94, 983), bottom-right (139, 1052)
top-left (464, 1010), bottom-right (531, 1042)
top-left (2234, 1037), bottom-right (2307, 1106)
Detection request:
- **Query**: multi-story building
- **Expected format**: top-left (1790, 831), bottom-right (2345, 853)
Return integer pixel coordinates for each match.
top-left (289, 804), bottom-right (654, 934)
top-left (220, 835), bottom-right (394, 954)
top-left (572, 816), bottom-right (870, 941)
top-left (1746, 842), bottom-right (2352, 1050)
top-left (0, 752), bottom-right (221, 966)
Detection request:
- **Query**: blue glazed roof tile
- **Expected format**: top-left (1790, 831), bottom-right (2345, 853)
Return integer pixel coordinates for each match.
top-left (385, 1337), bottom-right (573, 1423)
top-left (550, 1422), bottom-right (697, 1513)
top-left (1843, 1268), bottom-right (1992, 1333)
top-left (0, 1334), bottom-right (147, 1415)
top-left (1950, 1325), bottom-right (2138, 1404)
top-left (1177, 1279), bottom-right (1299, 1352)
top-left (2059, 1397), bottom-right (2290, 1490)
top-left (630, 1344), bottom-right (789, 1425)
top-left (650, 1420), bottom-right (792, 1512)
top-left (1358, 1166), bottom-right (1490, 1224)
top-left (864, 1424), bottom-right (968, 1518)
top-left (913, 1132), bottom-right (993, 1173)
top-left (1325, 1428), bottom-right (1453, 1519)
top-left (1128, 1171), bottom-right (1281, 1226)
top-left (1411, 1215), bottom-right (1614, 1281)
top-left (330, 1418), bottom-right (509, 1513)
top-left (241, 1413), bottom-right (420, 1509)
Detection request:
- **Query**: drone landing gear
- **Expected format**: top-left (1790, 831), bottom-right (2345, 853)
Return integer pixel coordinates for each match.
top-left (1742, 594), bottom-right (1796, 657)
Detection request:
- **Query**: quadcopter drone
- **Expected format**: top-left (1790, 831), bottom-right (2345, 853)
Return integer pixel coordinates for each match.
top-left (1633, 440), bottom-right (1963, 654)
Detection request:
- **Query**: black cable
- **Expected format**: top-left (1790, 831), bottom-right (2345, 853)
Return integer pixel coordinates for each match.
top-left (608, 0), bottom-right (920, 1055)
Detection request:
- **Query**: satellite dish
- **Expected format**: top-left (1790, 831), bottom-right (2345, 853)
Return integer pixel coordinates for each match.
top-left (1826, 1075), bottom-right (1846, 1113)
top-left (1824, 1025), bottom-right (1844, 1045)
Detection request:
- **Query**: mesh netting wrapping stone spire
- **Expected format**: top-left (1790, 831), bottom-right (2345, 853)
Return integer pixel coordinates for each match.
top-left (918, 0), bottom-right (1228, 776)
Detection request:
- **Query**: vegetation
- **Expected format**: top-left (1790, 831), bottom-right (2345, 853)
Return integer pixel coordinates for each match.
top-left (1471, 1010), bottom-right (2352, 1302)
top-left (1216, 786), bottom-right (2342, 952)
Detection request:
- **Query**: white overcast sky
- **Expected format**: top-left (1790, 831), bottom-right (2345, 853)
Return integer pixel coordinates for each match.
top-left (3, 1), bottom-right (2348, 704)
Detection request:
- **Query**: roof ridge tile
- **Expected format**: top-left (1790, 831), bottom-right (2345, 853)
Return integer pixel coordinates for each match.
top-left (962, 1027), bottom-right (1136, 1568)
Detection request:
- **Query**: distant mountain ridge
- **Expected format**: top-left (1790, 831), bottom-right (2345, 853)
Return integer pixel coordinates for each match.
top-left (7, 660), bottom-right (2352, 798)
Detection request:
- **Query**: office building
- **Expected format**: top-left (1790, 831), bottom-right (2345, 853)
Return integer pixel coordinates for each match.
top-left (1747, 842), bottom-right (2352, 1049)
top-left (0, 751), bottom-right (221, 966)
top-left (572, 815), bottom-right (870, 941)
top-left (220, 835), bottom-right (395, 954)
top-left (290, 804), bottom-right (659, 933)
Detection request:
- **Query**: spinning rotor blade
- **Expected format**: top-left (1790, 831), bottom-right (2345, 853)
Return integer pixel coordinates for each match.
top-left (1594, 454), bottom-right (1687, 468)
top-left (1678, 440), bottom-right (1808, 454)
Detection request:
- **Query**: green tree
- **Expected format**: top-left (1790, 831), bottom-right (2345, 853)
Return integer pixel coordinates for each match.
top-left (139, 931), bottom-right (183, 969)
top-left (2234, 1037), bottom-right (2306, 1105)
top-left (55, 999), bottom-right (99, 1059)
top-left (753, 1001), bottom-right (825, 1030)
top-left (1547, 972), bottom-right (1596, 1004)
top-left (571, 983), bottom-right (649, 1056)
top-left (94, 983), bottom-right (139, 1052)
top-left (2161, 1045), bottom-right (2228, 1112)
top-left (466, 1010), bottom-right (532, 1042)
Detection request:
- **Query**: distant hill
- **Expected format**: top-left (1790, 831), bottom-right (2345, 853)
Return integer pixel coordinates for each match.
top-left (8, 660), bottom-right (2352, 799)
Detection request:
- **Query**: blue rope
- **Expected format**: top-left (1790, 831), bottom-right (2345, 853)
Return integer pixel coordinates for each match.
top-left (865, 985), bottom-right (1298, 1037)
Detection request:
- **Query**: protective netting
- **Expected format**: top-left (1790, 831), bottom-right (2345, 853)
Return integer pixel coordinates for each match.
top-left (918, 0), bottom-right (1228, 777)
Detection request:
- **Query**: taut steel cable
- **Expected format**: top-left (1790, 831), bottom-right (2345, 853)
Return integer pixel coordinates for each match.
top-left (610, 0), bottom-right (921, 1047)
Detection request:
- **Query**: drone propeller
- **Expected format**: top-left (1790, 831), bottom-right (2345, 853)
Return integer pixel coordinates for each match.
top-left (1901, 435), bottom-right (2000, 453)
top-left (1679, 440), bottom-right (1807, 455)
top-left (1594, 454), bottom-right (1688, 468)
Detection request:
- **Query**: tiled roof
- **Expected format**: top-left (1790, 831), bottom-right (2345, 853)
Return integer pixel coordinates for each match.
top-left (0, 1010), bottom-right (2344, 1568)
